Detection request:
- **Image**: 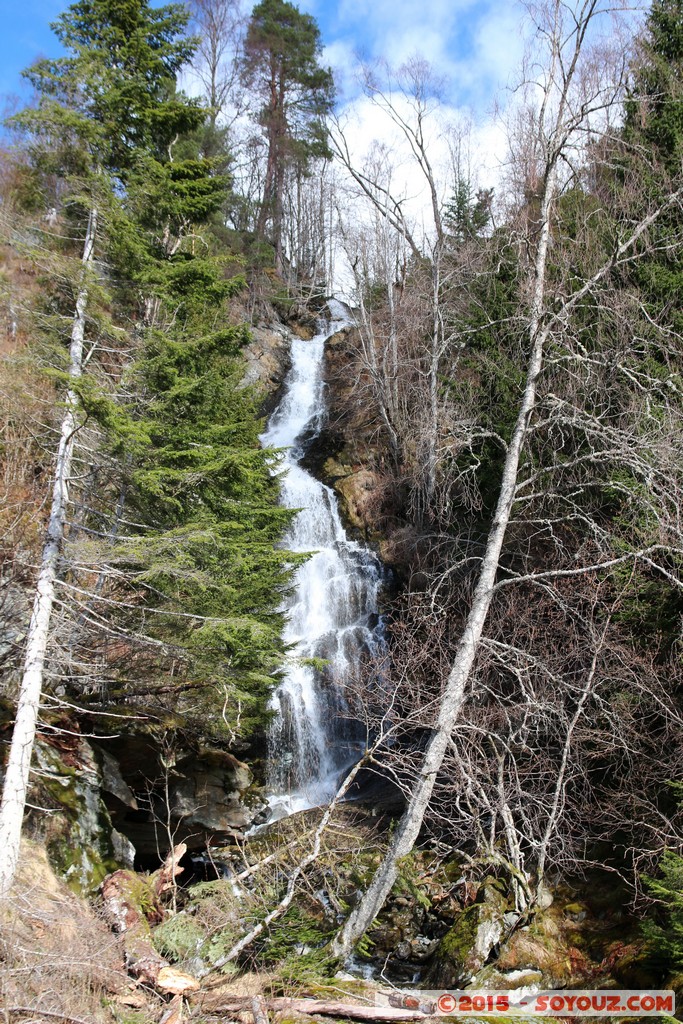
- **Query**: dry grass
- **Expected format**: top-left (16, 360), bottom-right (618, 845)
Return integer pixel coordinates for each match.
top-left (0, 840), bottom-right (128, 1023)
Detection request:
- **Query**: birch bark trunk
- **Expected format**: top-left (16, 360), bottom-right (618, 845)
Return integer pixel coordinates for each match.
top-left (328, 0), bottom-right (679, 958)
top-left (0, 206), bottom-right (98, 898)
top-left (330, 166), bottom-right (555, 951)
top-left (330, 45), bottom-right (567, 944)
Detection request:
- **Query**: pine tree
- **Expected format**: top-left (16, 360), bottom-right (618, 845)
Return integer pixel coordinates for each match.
top-left (93, 253), bottom-right (301, 742)
top-left (241, 0), bottom-right (334, 267)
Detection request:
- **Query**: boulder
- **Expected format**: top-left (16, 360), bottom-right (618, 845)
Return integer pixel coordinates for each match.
top-left (428, 877), bottom-right (508, 986)
top-left (335, 470), bottom-right (383, 534)
top-left (95, 736), bottom-right (263, 864)
top-left (170, 750), bottom-right (254, 833)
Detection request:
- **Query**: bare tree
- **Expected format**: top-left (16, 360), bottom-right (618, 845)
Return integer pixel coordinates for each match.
top-left (330, 0), bottom-right (682, 957)
top-left (331, 69), bottom-right (491, 527)
top-left (188, 0), bottom-right (246, 135)
top-left (0, 204), bottom-right (97, 898)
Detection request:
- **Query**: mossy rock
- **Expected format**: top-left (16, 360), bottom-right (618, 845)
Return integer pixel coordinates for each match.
top-left (563, 901), bottom-right (587, 921)
top-left (472, 963), bottom-right (544, 989)
top-left (29, 738), bottom-right (120, 894)
top-left (605, 940), bottom-right (662, 989)
top-left (429, 879), bottom-right (508, 986)
top-left (322, 457), bottom-right (352, 482)
top-left (430, 906), bottom-right (481, 986)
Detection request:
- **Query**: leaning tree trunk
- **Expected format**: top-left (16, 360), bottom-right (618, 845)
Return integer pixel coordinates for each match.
top-left (328, 0), bottom-right (680, 959)
top-left (330, 157), bottom-right (558, 956)
top-left (0, 206), bottom-right (98, 898)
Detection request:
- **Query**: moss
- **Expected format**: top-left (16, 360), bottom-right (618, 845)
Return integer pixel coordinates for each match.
top-left (439, 856), bottom-right (468, 883)
top-left (32, 740), bottom-right (120, 894)
top-left (119, 873), bottom-right (160, 920)
top-left (273, 948), bottom-right (339, 989)
top-left (440, 907), bottom-right (480, 964)
top-left (428, 905), bottom-right (484, 988)
top-left (153, 912), bottom-right (205, 962)
top-left (256, 904), bottom-right (331, 965)
top-left (394, 853), bottom-right (432, 910)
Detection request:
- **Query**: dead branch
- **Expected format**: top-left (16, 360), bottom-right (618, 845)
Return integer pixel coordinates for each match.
top-left (193, 995), bottom-right (435, 1021)
top-left (4, 1011), bottom-right (92, 1024)
top-left (251, 995), bottom-right (270, 1024)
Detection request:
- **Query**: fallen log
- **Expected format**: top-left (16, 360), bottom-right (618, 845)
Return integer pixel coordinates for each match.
top-left (192, 995), bottom-right (436, 1021)
top-left (100, 850), bottom-right (198, 997)
top-left (251, 995), bottom-right (270, 1024)
top-left (152, 843), bottom-right (187, 896)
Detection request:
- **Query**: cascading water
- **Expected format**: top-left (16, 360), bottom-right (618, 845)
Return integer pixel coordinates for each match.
top-left (261, 302), bottom-right (384, 819)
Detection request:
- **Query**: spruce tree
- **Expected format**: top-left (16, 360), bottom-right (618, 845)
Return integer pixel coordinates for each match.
top-left (0, 0), bottom-right (211, 896)
top-left (623, 0), bottom-right (683, 334)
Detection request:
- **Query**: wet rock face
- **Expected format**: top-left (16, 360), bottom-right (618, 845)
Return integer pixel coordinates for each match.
top-left (167, 752), bottom-right (253, 833)
top-left (241, 323), bottom-right (292, 414)
top-left (17, 732), bottom-right (264, 889)
top-left (304, 323), bottom-right (392, 542)
top-left (96, 738), bottom-right (263, 868)
top-left (325, 463), bottom-right (384, 536)
top-left (24, 736), bottom-right (122, 894)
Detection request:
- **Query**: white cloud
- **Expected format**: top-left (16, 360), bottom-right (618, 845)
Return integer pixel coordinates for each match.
top-left (309, 0), bottom-right (524, 112)
top-left (308, 0), bottom-right (526, 236)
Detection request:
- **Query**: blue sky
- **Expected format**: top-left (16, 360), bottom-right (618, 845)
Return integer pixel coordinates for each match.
top-left (0, 1), bottom-right (63, 107)
top-left (0, 0), bottom-right (523, 119)
top-left (304, 0), bottom-right (523, 113)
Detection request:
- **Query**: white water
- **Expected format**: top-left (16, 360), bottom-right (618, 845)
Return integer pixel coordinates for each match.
top-left (261, 304), bottom-right (383, 819)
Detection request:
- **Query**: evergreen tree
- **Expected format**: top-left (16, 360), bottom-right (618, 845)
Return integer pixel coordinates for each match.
top-left (241, 0), bottom-right (334, 267)
top-left (443, 180), bottom-right (491, 246)
top-left (16, 0), bottom-right (199, 182)
top-left (0, 0), bottom-right (235, 896)
top-left (624, 0), bottom-right (683, 178)
top-left (643, 849), bottom-right (683, 969)
top-left (622, 0), bottom-right (683, 335)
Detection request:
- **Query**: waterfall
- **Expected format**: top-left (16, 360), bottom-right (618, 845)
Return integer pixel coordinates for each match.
top-left (261, 303), bottom-right (384, 819)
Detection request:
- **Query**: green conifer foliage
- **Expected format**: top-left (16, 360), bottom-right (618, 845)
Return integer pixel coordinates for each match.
top-left (242, 0), bottom-right (334, 262)
top-left (443, 181), bottom-right (491, 246)
top-left (622, 0), bottom-right (683, 335)
top-left (3, 0), bottom-right (299, 749)
top-left (624, 0), bottom-right (683, 178)
top-left (643, 849), bottom-right (683, 969)
top-left (18, 0), bottom-right (199, 178)
top-left (107, 274), bottom-right (301, 740)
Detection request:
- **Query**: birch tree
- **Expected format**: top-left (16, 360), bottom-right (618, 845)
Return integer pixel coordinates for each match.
top-left (331, 75), bottom-right (490, 527)
top-left (188, 0), bottom-right (246, 135)
top-left (0, 206), bottom-right (97, 897)
top-left (331, 0), bottom-right (676, 957)
top-left (0, 0), bottom-right (198, 898)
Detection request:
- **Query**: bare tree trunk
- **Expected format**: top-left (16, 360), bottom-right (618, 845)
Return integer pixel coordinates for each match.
top-left (330, 0), bottom-right (636, 955)
top-left (423, 254), bottom-right (442, 517)
top-left (0, 206), bottom-right (97, 898)
top-left (330, 157), bottom-right (557, 954)
top-left (329, 0), bottom-right (683, 954)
